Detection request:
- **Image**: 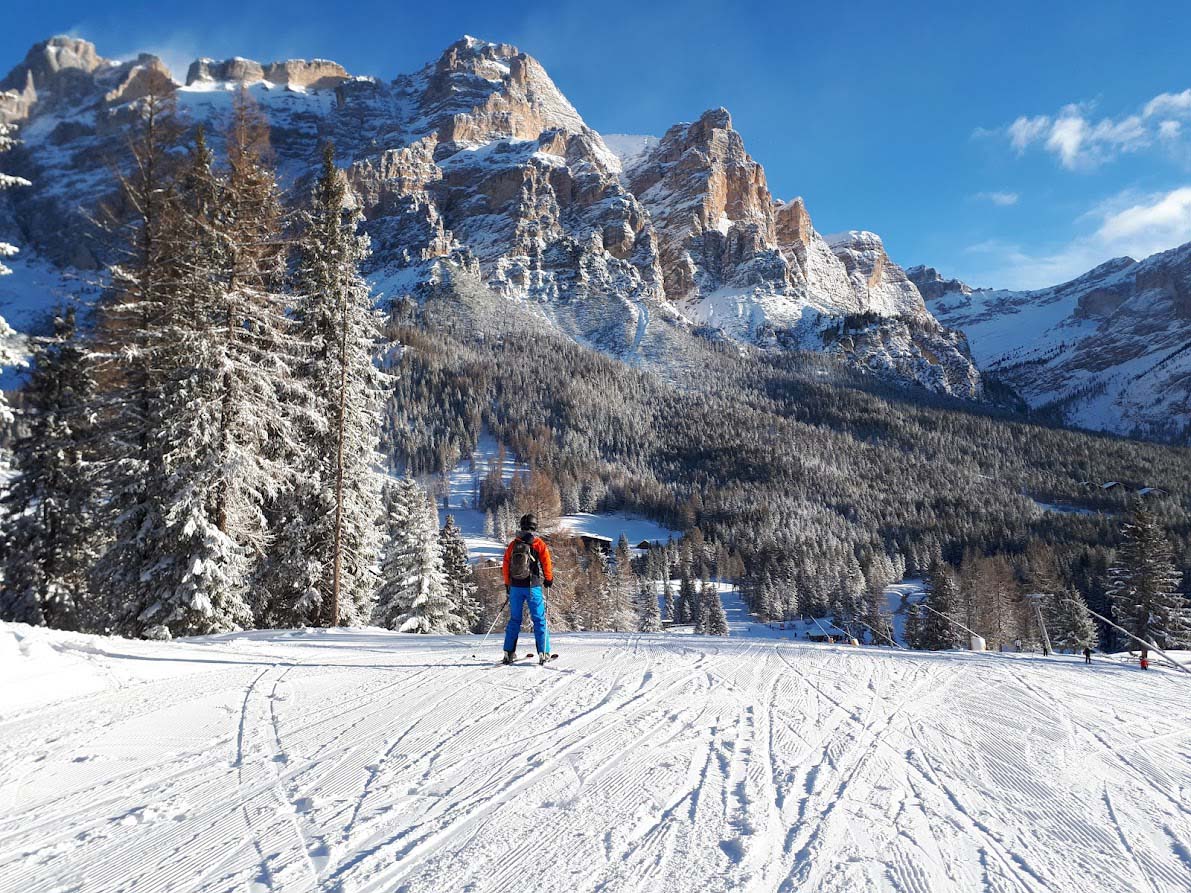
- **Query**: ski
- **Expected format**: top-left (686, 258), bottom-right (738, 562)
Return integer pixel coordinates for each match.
top-left (495, 652), bottom-right (536, 666)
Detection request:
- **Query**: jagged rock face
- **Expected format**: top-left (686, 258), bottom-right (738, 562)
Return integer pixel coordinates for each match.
top-left (0, 37), bottom-right (168, 125)
top-left (627, 108), bottom-right (787, 301)
top-left (927, 248), bottom-right (1191, 441)
top-left (826, 231), bottom-right (931, 318)
top-left (185, 58), bottom-right (348, 91)
top-left (906, 264), bottom-right (973, 302)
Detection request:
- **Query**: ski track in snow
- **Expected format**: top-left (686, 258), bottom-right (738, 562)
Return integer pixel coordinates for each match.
top-left (1, 625), bottom-right (1189, 892)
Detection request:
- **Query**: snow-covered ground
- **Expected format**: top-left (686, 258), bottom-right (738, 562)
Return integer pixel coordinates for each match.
top-left (3, 622), bottom-right (1189, 893)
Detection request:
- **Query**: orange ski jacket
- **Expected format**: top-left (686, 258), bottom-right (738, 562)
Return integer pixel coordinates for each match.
top-left (503, 533), bottom-right (553, 587)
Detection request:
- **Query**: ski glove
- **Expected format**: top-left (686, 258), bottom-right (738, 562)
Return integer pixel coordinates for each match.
top-left (505, 584), bottom-right (511, 595)
top-left (544, 578), bottom-right (553, 589)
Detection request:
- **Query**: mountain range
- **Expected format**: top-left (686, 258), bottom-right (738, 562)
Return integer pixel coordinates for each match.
top-left (0, 35), bottom-right (1188, 442)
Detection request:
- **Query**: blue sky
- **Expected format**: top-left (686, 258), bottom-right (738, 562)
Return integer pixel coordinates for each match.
top-left (5, 0), bottom-right (1191, 289)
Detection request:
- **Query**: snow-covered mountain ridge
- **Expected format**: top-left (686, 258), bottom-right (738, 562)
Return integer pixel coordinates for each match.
top-left (0, 35), bottom-right (980, 396)
top-left (917, 246), bottom-right (1191, 442)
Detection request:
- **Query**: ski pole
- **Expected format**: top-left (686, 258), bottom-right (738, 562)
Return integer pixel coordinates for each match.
top-left (472, 594), bottom-right (509, 658)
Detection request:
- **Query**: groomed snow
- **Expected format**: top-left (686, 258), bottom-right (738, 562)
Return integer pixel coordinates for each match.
top-left (2, 622), bottom-right (1188, 892)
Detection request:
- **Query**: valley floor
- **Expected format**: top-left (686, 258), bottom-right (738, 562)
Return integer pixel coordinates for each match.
top-left (1, 624), bottom-right (1189, 893)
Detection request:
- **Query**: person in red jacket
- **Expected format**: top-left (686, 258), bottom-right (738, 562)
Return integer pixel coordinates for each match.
top-left (501, 513), bottom-right (553, 664)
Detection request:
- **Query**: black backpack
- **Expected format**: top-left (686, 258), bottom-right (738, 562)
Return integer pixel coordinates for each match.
top-left (509, 536), bottom-right (538, 582)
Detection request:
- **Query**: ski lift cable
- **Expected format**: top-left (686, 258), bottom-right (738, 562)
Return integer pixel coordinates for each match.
top-left (1064, 599), bottom-right (1191, 676)
top-left (916, 601), bottom-right (983, 640)
top-left (852, 616), bottom-right (905, 650)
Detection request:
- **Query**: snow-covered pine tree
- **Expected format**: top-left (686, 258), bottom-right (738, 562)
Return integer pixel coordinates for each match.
top-left (662, 579), bottom-right (676, 622)
top-left (1108, 505), bottom-right (1190, 649)
top-left (374, 479), bottom-right (458, 633)
top-left (904, 603), bottom-right (925, 649)
top-left (263, 141), bottom-right (385, 627)
top-left (0, 122), bottom-right (31, 278)
top-left (0, 121), bottom-right (31, 450)
top-left (919, 562), bottom-right (962, 650)
top-left (840, 554), bottom-right (867, 630)
top-left (90, 77), bottom-right (216, 637)
top-left (693, 583), bottom-right (708, 634)
top-left (701, 582), bottom-right (730, 636)
top-left (681, 571), bottom-right (699, 627)
top-left (1046, 589), bottom-right (1099, 653)
top-left (440, 515), bottom-right (480, 633)
top-left (780, 569), bottom-right (800, 622)
top-left (638, 581), bottom-right (662, 632)
top-left (0, 308), bottom-right (99, 629)
top-left (859, 589), bottom-right (895, 646)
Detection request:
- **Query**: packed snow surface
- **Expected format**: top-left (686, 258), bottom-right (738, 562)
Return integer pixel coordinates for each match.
top-left (2, 622), bottom-right (1189, 892)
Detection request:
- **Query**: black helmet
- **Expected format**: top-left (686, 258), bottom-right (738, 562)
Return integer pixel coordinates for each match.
top-left (520, 513), bottom-right (538, 532)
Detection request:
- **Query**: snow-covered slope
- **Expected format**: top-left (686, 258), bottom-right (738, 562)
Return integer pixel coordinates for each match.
top-left (3, 622), bottom-right (1189, 893)
top-left (924, 246), bottom-right (1191, 441)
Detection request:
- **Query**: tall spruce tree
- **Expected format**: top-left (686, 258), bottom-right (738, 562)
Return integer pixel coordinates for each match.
top-left (1045, 590), bottom-right (1099, 653)
top-left (1108, 505), bottom-right (1190, 649)
top-left (139, 129), bottom-right (257, 638)
top-left (90, 77), bottom-right (201, 636)
top-left (919, 562), bottom-right (962, 650)
top-left (440, 515), bottom-right (480, 633)
top-left (693, 584), bottom-right (708, 634)
top-left (638, 581), bottom-right (662, 632)
top-left (0, 308), bottom-right (98, 629)
top-left (262, 142), bottom-right (385, 627)
top-left (662, 579), bottom-right (676, 623)
top-left (701, 583), bottom-right (730, 636)
top-left (374, 479), bottom-right (457, 633)
top-left (680, 570), bottom-right (698, 627)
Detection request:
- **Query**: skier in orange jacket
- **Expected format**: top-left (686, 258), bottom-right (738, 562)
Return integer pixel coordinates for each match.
top-left (501, 513), bottom-right (553, 664)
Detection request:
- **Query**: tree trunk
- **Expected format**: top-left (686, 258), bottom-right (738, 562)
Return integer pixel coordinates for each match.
top-left (330, 291), bottom-right (349, 626)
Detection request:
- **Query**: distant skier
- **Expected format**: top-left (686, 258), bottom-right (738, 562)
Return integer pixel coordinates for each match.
top-left (502, 514), bottom-right (554, 665)
top-left (1083, 647), bottom-right (1092, 665)
top-left (1140, 655), bottom-right (1150, 671)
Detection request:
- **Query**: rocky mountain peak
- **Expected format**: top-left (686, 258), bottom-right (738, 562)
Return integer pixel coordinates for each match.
top-left (0, 33), bottom-right (980, 397)
top-left (406, 36), bottom-right (587, 152)
top-left (1, 37), bottom-right (174, 125)
top-left (905, 265), bottom-right (974, 301)
top-left (2, 37), bottom-right (106, 90)
top-left (626, 106), bottom-right (777, 300)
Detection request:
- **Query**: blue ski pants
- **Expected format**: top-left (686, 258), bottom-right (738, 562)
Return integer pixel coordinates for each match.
top-left (504, 585), bottom-right (551, 654)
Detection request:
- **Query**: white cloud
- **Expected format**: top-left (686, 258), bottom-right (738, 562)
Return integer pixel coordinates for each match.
top-left (1144, 89), bottom-right (1191, 118)
top-left (1093, 186), bottom-right (1191, 259)
top-left (964, 186), bottom-right (1191, 289)
top-left (1007, 115), bottom-right (1050, 152)
top-left (974, 191), bottom-right (1019, 206)
top-left (992, 90), bottom-right (1191, 169)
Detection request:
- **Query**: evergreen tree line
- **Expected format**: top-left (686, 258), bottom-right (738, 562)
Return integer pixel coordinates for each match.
top-left (906, 504), bottom-right (1189, 652)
